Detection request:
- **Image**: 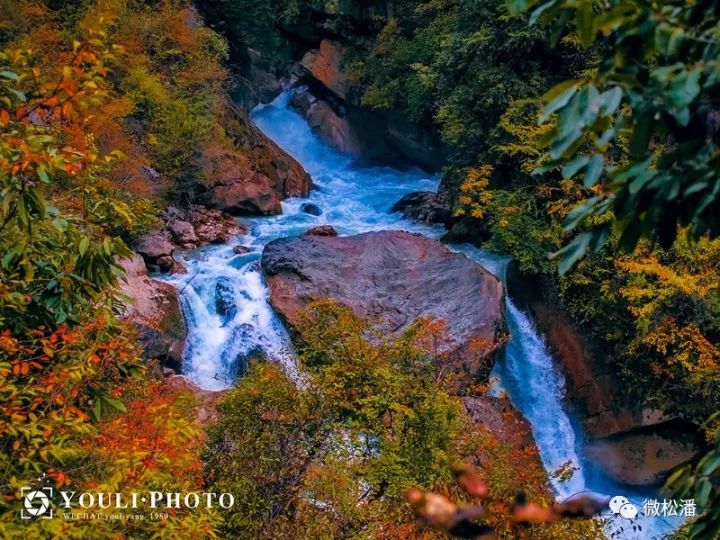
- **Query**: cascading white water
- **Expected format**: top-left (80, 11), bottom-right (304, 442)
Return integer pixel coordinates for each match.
top-left (159, 91), bottom-right (680, 539)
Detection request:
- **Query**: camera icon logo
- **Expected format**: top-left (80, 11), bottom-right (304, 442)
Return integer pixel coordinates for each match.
top-left (20, 487), bottom-right (53, 519)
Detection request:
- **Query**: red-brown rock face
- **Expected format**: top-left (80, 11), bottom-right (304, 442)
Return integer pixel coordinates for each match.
top-left (261, 230), bottom-right (505, 387)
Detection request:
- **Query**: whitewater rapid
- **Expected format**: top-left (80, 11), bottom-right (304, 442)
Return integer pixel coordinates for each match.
top-left (159, 92), bottom-right (679, 539)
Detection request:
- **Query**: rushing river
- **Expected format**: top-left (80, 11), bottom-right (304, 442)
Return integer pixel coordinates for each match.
top-left (161, 92), bottom-right (680, 539)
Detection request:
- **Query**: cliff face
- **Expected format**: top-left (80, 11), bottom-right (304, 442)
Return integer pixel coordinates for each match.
top-left (231, 4), bottom-right (447, 171)
top-left (506, 263), bottom-right (702, 487)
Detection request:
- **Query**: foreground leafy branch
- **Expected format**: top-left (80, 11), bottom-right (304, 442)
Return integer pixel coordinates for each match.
top-left (511, 0), bottom-right (720, 272)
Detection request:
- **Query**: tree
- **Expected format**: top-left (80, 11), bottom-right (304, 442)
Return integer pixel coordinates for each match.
top-left (511, 0), bottom-right (720, 272)
top-left (0, 9), bottom-right (140, 508)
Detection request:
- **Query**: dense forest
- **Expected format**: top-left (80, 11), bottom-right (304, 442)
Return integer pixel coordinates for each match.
top-left (1, 0), bottom-right (719, 539)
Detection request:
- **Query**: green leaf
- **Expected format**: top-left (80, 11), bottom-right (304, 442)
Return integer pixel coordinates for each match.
top-left (665, 465), bottom-right (689, 487)
top-left (90, 399), bottom-right (102, 422)
top-left (79, 237), bottom-right (90, 256)
top-left (51, 218), bottom-right (68, 232)
top-left (575, 2), bottom-right (596, 47)
top-left (561, 155), bottom-right (589, 178)
top-left (552, 233), bottom-right (591, 275)
top-left (2, 250), bottom-right (14, 268)
top-left (598, 87), bottom-right (622, 116)
top-left (696, 477), bottom-right (712, 508)
top-left (588, 224), bottom-right (610, 253)
top-left (37, 167), bottom-right (49, 183)
top-left (583, 154), bottom-right (604, 187)
top-left (699, 452), bottom-right (720, 476)
top-left (7, 88), bottom-right (26, 102)
top-left (564, 198), bottom-right (597, 231)
top-left (670, 68), bottom-right (701, 109)
top-left (0, 70), bottom-right (19, 80)
top-left (102, 396), bottom-right (126, 413)
top-left (539, 84), bottom-right (579, 123)
top-left (549, 128), bottom-right (582, 159)
top-left (617, 217), bottom-right (643, 252)
top-left (629, 111), bottom-right (653, 158)
top-left (528, 0), bottom-right (557, 25)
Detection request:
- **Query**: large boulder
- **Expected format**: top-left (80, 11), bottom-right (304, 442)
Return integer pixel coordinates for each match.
top-left (585, 421), bottom-right (703, 487)
top-left (202, 145), bottom-right (282, 215)
top-left (132, 230), bottom-right (181, 273)
top-left (118, 254), bottom-right (186, 367)
top-left (298, 40), bottom-right (349, 100)
top-left (201, 99), bottom-right (312, 216)
top-left (391, 191), bottom-right (454, 226)
top-left (307, 100), bottom-right (365, 156)
top-left (290, 85), bottom-right (366, 157)
top-left (261, 230), bottom-right (505, 387)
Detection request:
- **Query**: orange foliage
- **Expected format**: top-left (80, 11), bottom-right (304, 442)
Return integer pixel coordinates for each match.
top-left (88, 379), bottom-right (208, 489)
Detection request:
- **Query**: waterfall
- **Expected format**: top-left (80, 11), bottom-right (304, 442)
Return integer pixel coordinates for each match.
top-left (158, 92), bottom-right (681, 539)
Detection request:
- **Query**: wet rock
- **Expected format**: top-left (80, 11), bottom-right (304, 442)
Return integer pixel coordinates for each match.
top-left (222, 324), bottom-right (268, 379)
top-left (139, 205), bottom-right (246, 273)
top-left (298, 40), bottom-right (348, 100)
top-left (133, 231), bottom-right (176, 272)
top-left (261, 230), bottom-right (505, 388)
top-left (213, 174), bottom-right (282, 215)
top-left (301, 202), bottom-right (322, 216)
top-left (462, 396), bottom-right (544, 456)
top-left (306, 100), bottom-right (364, 155)
top-left (289, 85), bottom-right (318, 115)
top-left (264, 154), bottom-right (311, 198)
top-left (188, 205), bottom-right (245, 245)
top-left (202, 145), bottom-right (283, 215)
top-left (167, 219), bottom-right (198, 246)
top-left (305, 225), bottom-right (337, 236)
top-left (233, 245), bottom-right (251, 254)
top-left (118, 254), bottom-right (186, 365)
top-left (217, 99), bottom-right (312, 205)
top-left (215, 279), bottom-right (237, 321)
top-left (462, 395), bottom-right (551, 495)
top-left (585, 421), bottom-right (703, 487)
top-left (391, 191), bottom-right (454, 226)
top-left (442, 216), bottom-right (480, 244)
top-left (233, 345), bottom-right (266, 378)
top-left (156, 255), bottom-right (185, 274)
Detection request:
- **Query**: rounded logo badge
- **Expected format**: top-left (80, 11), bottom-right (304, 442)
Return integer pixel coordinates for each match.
top-left (21, 488), bottom-right (53, 519)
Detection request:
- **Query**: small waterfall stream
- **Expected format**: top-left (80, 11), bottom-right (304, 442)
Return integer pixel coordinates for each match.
top-left (160, 92), bottom-right (680, 539)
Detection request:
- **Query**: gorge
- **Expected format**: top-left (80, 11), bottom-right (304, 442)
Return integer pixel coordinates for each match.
top-left (3, 1), bottom-right (717, 538)
top-left (155, 91), bottom-right (682, 539)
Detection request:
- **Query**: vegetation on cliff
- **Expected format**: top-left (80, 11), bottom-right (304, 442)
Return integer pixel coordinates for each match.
top-left (0, 0), bottom-right (235, 536)
top-left (2, 0), bottom-right (719, 537)
top-left (205, 301), bottom-right (600, 538)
